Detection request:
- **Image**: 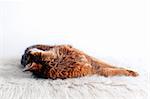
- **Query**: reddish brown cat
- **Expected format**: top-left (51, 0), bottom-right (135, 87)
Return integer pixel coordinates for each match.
top-left (21, 44), bottom-right (138, 79)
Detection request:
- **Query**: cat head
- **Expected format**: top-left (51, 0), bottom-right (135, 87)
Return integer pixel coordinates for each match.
top-left (21, 48), bottom-right (56, 72)
top-left (21, 48), bottom-right (42, 67)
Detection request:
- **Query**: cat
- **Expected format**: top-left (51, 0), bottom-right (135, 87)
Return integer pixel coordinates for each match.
top-left (21, 44), bottom-right (139, 79)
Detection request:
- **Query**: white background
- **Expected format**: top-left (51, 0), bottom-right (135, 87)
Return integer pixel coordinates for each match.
top-left (0, 0), bottom-right (150, 70)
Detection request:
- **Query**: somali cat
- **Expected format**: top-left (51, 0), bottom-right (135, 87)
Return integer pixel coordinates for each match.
top-left (21, 44), bottom-right (138, 79)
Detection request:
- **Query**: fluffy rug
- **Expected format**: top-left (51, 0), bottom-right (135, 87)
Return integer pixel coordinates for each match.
top-left (0, 57), bottom-right (149, 99)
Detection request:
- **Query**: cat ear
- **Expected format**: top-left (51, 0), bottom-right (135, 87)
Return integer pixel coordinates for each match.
top-left (23, 63), bottom-right (33, 72)
top-left (23, 62), bottom-right (42, 72)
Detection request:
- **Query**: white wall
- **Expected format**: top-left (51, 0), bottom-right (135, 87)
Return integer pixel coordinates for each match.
top-left (0, 0), bottom-right (150, 66)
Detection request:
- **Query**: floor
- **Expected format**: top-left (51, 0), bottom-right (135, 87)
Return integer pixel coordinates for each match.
top-left (0, 57), bottom-right (149, 99)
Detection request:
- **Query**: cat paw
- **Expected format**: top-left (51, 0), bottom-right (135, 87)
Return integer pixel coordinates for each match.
top-left (126, 70), bottom-right (139, 77)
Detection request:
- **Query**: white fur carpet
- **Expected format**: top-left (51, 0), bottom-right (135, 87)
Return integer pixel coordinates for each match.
top-left (0, 57), bottom-right (149, 99)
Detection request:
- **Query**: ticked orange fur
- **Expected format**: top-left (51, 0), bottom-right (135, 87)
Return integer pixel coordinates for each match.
top-left (21, 44), bottom-right (138, 79)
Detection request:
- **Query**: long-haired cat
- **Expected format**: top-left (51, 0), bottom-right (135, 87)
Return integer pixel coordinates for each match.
top-left (21, 44), bottom-right (138, 79)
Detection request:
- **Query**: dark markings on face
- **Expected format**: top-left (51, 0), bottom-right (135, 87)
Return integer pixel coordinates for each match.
top-left (21, 50), bottom-right (42, 66)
